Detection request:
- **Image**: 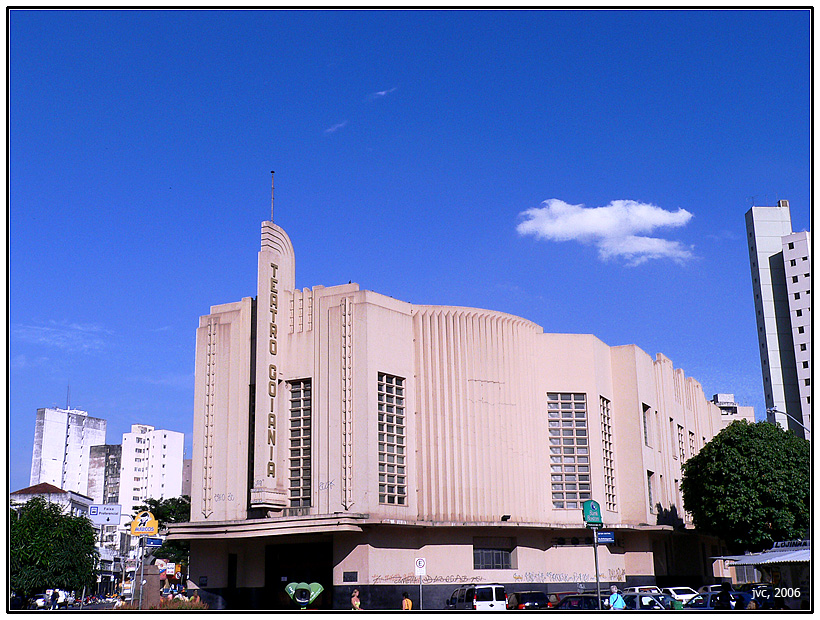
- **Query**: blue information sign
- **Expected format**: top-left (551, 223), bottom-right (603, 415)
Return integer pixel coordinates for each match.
top-left (144, 536), bottom-right (164, 547)
top-left (596, 531), bottom-right (615, 544)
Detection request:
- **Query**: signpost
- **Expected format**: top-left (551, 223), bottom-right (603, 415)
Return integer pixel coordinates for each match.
top-left (89, 504), bottom-right (122, 547)
top-left (583, 500), bottom-right (603, 609)
top-left (130, 511), bottom-right (159, 609)
top-left (415, 558), bottom-right (426, 610)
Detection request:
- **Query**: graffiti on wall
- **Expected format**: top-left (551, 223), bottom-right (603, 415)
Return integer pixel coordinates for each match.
top-left (372, 574), bottom-right (488, 585)
top-left (513, 568), bottom-right (626, 583)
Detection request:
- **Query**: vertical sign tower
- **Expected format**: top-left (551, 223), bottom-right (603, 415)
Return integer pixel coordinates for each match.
top-left (250, 172), bottom-right (295, 512)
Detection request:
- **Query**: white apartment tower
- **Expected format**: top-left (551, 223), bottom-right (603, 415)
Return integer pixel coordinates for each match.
top-left (745, 200), bottom-right (811, 439)
top-left (29, 407), bottom-right (107, 496)
top-left (119, 424), bottom-right (185, 524)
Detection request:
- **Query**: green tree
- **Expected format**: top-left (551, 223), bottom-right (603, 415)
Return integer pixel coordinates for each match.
top-left (133, 496), bottom-right (191, 565)
top-left (10, 496), bottom-right (99, 597)
top-left (681, 420), bottom-right (809, 553)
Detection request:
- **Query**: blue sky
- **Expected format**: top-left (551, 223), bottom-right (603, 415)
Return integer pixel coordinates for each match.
top-left (9, 9), bottom-right (811, 492)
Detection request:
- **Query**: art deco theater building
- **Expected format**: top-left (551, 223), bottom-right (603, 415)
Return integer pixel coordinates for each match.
top-left (169, 215), bottom-right (733, 610)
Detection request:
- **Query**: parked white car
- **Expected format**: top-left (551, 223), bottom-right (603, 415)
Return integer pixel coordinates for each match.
top-left (662, 587), bottom-right (699, 603)
top-left (622, 586), bottom-right (663, 595)
top-left (445, 584), bottom-right (507, 611)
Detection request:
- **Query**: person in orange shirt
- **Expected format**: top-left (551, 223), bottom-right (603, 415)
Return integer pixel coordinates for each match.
top-left (402, 592), bottom-right (413, 610)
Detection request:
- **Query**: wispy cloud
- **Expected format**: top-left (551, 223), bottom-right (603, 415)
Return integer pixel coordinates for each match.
top-left (12, 320), bottom-right (112, 353)
top-left (368, 87), bottom-right (398, 100)
top-left (325, 120), bottom-right (349, 134)
top-left (517, 199), bottom-right (694, 266)
top-left (10, 354), bottom-right (51, 369)
top-left (127, 373), bottom-right (193, 390)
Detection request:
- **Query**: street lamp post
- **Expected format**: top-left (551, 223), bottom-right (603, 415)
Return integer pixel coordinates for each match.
top-left (766, 407), bottom-right (811, 438)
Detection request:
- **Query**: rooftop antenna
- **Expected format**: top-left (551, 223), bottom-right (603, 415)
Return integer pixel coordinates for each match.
top-left (270, 171), bottom-right (275, 222)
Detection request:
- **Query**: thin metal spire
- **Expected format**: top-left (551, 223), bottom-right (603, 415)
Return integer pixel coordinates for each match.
top-left (271, 171), bottom-right (275, 222)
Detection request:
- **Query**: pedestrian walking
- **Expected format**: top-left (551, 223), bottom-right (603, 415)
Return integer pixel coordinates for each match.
top-left (402, 592), bottom-right (413, 610)
top-left (50, 591), bottom-right (59, 610)
top-left (351, 589), bottom-right (362, 610)
top-left (608, 585), bottom-right (625, 610)
top-left (714, 583), bottom-right (733, 610)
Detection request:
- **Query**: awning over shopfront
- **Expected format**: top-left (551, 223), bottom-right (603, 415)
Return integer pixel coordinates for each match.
top-left (721, 539), bottom-right (811, 567)
top-left (729, 548), bottom-right (810, 566)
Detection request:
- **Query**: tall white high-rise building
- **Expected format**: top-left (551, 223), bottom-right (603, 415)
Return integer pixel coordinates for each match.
top-left (745, 200), bottom-right (811, 438)
top-left (119, 424), bottom-right (185, 528)
top-left (29, 407), bottom-right (107, 496)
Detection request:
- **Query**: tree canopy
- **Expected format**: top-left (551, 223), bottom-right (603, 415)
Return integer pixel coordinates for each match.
top-left (681, 420), bottom-right (810, 553)
top-left (10, 496), bottom-right (99, 597)
top-left (133, 495), bottom-right (191, 565)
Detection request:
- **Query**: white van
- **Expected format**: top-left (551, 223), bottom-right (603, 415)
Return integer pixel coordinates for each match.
top-left (445, 584), bottom-right (507, 610)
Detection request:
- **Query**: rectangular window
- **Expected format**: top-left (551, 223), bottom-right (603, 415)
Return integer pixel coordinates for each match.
top-left (793, 276), bottom-right (799, 283)
top-left (642, 404), bottom-right (651, 446)
top-left (670, 419), bottom-right (677, 458)
top-left (288, 379), bottom-right (312, 508)
top-left (378, 373), bottom-right (407, 505)
top-left (473, 537), bottom-right (514, 570)
top-left (601, 397), bottom-right (617, 512)
top-left (677, 425), bottom-right (686, 463)
top-left (548, 392), bottom-right (590, 509)
top-left (689, 431), bottom-right (696, 456)
top-left (796, 309), bottom-right (803, 317)
top-left (798, 326), bottom-right (805, 334)
top-left (647, 471), bottom-right (655, 513)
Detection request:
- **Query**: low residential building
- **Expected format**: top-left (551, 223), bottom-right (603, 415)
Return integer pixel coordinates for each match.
top-left (10, 482), bottom-right (92, 517)
top-left (169, 215), bottom-right (734, 610)
top-left (711, 394), bottom-right (756, 428)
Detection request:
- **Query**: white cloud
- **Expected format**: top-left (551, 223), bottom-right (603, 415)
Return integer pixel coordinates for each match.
top-left (324, 120), bottom-right (349, 134)
top-left (12, 320), bottom-right (111, 353)
top-left (127, 373), bottom-right (193, 390)
top-left (369, 87), bottom-right (398, 99)
top-left (517, 199), bottom-right (695, 265)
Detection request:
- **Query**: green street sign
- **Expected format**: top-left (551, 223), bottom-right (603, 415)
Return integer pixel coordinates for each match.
top-left (583, 499), bottom-right (603, 526)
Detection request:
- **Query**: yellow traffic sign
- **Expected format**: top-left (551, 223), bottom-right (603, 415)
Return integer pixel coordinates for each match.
top-left (130, 510), bottom-right (159, 537)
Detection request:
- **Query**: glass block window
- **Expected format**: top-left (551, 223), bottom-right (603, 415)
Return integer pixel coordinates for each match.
top-left (288, 379), bottom-right (312, 507)
top-left (600, 396), bottom-right (617, 512)
top-left (677, 424), bottom-right (686, 464)
top-left (548, 392), bottom-right (590, 509)
top-left (378, 373), bottom-right (407, 505)
top-left (647, 471), bottom-right (655, 512)
top-left (689, 431), bottom-right (696, 457)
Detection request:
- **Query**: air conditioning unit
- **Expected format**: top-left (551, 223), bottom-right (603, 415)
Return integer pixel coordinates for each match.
top-left (778, 199), bottom-right (789, 208)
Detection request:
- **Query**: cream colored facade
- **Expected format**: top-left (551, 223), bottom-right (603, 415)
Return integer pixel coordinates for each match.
top-left (170, 220), bottom-right (732, 610)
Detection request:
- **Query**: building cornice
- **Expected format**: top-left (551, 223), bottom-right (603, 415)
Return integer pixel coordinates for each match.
top-left (166, 512), bottom-right (369, 540)
top-left (167, 512), bottom-right (677, 541)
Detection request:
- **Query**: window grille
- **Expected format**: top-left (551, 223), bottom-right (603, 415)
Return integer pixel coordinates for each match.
top-left (288, 379), bottom-right (312, 507)
top-left (378, 373), bottom-right (406, 505)
top-left (548, 392), bottom-right (590, 509)
top-left (600, 396), bottom-right (617, 512)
